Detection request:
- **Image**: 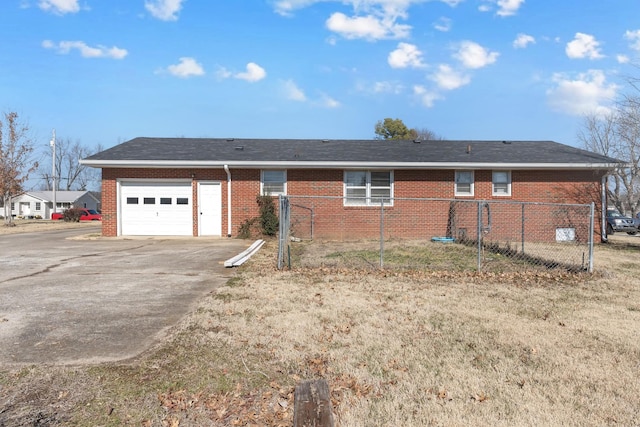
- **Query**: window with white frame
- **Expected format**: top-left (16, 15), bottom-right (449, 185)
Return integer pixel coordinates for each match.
top-left (35, 202), bottom-right (41, 211)
top-left (492, 170), bottom-right (511, 196)
top-left (455, 170), bottom-right (474, 196)
top-left (344, 171), bottom-right (393, 206)
top-left (261, 170), bottom-right (287, 196)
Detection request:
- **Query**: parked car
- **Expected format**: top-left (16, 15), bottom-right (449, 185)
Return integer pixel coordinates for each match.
top-left (52, 208), bottom-right (102, 221)
top-left (606, 209), bottom-right (637, 235)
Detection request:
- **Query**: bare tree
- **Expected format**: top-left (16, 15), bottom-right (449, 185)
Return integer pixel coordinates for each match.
top-left (577, 98), bottom-right (640, 216)
top-left (415, 127), bottom-right (445, 140)
top-left (40, 138), bottom-right (103, 191)
top-left (0, 112), bottom-right (38, 225)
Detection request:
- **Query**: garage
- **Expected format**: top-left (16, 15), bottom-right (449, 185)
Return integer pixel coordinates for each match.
top-left (119, 181), bottom-right (194, 236)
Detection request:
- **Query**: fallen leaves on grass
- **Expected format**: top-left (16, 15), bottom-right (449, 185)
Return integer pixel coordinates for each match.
top-left (158, 382), bottom-right (294, 427)
top-left (471, 392), bottom-right (489, 403)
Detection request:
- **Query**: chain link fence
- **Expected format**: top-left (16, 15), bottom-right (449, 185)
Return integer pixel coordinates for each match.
top-left (278, 196), bottom-right (594, 273)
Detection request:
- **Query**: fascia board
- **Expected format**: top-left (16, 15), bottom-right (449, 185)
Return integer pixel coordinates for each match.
top-left (80, 159), bottom-right (619, 170)
top-left (22, 193), bottom-right (48, 202)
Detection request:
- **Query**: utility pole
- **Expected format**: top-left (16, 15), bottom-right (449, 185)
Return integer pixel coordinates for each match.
top-left (50, 129), bottom-right (56, 218)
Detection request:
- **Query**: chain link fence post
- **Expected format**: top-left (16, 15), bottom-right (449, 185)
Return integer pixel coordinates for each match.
top-left (476, 200), bottom-right (482, 271)
top-left (588, 202), bottom-right (595, 272)
top-left (378, 198), bottom-right (384, 268)
top-left (277, 195), bottom-right (290, 270)
top-left (521, 203), bottom-right (525, 254)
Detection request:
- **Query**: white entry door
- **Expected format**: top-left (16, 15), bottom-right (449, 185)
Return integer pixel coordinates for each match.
top-left (197, 182), bottom-right (222, 236)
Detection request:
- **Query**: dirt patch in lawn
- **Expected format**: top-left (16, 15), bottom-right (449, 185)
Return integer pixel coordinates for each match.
top-left (1, 238), bottom-right (639, 426)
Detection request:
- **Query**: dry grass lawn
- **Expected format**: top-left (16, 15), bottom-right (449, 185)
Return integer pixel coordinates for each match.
top-left (0, 229), bottom-right (639, 426)
top-left (0, 219), bottom-right (99, 235)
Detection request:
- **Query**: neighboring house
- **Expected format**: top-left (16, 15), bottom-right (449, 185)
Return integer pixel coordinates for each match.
top-left (8, 191), bottom-right (101, 220)
top-left (80, 137), bottom-right (621, 238)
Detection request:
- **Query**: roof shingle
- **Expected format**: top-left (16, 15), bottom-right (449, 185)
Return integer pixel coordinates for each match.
top-left (82, 137), bottom-right (622, 168)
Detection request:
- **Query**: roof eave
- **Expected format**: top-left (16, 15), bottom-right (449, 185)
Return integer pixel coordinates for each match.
top-left (80, 159), bottom-right (620, 170)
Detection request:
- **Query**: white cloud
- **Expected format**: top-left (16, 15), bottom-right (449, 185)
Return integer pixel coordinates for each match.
top-left (513, 33), bottom-right (535, 49)
top-left (477, 0), bottom-right (524, 16)
top-left (217, 63), bottom-right (267, 82)
top-left (283, 79), bottom-right (306, 101)
top-left (547, 70), bottom-right (618, 116)
top-left (496, 0), bottom-right (524, 16)
top-left (319, 93), bottom-right (341, 108)
top-left (624, 29), bottom-right (640, 52)
top-left (38, 0), bottom-right (79, 14)
top-left (42, 40), bottom-right (128, 59)
top-left (433, 17), bottom-right (451, 32)
top-left (430, 64), bottom-right (470, 90)
top-left (617, 54), bottom-right (630, 64)
top-left (276, 1), bottom-right (459, 40)
top-left (388, 42), bottom-right (425, 68)
top-left (215, 67), bottom-right (232, 80)
top-left (326, 12), bottom-right (410, 40)
top-left (413, 85), bottom-right (443, 107)
top-left (273, 0), bottom-right (318, 16)
top-left (454, 41), bottom-right (499, 69)
top-left (167, 57), bottom-right (205, 78)
top-left (372, 81), bottom-right (404, 94)
top-left (145, 0), bottom-right (185, 21)
top-left (235, 62), bottom-right (267, 82)
top-left (274, 0), bottom-right (463, 16)
top-left (566, 33), bottom-right (604, 60)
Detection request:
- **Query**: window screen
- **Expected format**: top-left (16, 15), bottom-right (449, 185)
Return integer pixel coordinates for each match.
top-left (261, 170), bottom-right (287, 195)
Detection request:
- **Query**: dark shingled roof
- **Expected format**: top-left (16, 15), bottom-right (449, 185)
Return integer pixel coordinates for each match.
top-left (82, 137), bottom-right (622, 168)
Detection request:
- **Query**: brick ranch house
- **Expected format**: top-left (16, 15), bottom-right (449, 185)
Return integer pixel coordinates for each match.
top-left (80, 137), bottom-right (621, 240)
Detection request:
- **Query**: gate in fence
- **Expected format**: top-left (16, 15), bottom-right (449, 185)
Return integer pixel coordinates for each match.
top-left (278, 195), bottom-right (594, 273)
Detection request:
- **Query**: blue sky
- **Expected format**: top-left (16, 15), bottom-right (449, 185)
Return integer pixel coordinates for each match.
top-left (2, 0), bottom-right (639, 158)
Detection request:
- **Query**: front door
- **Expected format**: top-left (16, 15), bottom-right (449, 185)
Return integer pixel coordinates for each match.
top-left (198, 182), bottom-right (222, 236)
top-left (20, 202), bottom-right (30, 216)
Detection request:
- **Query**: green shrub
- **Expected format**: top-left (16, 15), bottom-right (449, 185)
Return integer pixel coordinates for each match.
top-left (256, 195), bottom-right (278, 236)
top-left (236, 195), bottom-right (279, 238)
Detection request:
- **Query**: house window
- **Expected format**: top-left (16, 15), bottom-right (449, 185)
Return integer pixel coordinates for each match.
top-left (344, 171), bottom-right (393, 206)
top-left (35, 202), bottom-right (41, 211)
top-left (11, 203), bottom-right (14, 210)
top-left (127, 197), bottom-right (139, 204)
top-left (455, 170), bottom-right (474, 196)
top-left (492, 171), bottom-right (511, 196)
top-left (261, 170), bottom-right (287, 196)
top-left (160, 197), bottom-right (172, 205)
top-left (176, 198), bottom-right (189, 205)
top-left (143, 197), bottom-right (155, 205)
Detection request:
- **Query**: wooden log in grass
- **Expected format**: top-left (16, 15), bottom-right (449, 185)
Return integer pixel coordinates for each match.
top-left (293, 379), bottom-right (334, 427)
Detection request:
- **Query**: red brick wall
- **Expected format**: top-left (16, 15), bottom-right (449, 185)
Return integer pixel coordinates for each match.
top-left (100, 167), bottom-right (605, 239)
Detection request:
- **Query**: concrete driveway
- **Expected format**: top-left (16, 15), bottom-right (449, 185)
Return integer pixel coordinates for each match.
top-left (0, 227), bottom-right (249, 365)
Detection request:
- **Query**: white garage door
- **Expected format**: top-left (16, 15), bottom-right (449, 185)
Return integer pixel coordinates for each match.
top-left (120, 181), bottom-right (193, 236)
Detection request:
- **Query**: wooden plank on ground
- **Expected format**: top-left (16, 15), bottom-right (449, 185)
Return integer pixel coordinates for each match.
top-left (293, 379), bottom-right (334, 427)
